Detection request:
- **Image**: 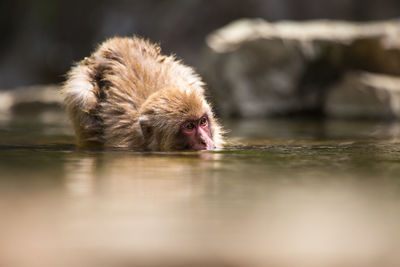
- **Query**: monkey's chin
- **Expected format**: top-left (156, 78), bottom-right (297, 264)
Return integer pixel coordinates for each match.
top-left (190, 144), bottom-right (215, 151)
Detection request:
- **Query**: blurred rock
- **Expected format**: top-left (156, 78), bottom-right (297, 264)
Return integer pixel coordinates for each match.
top-left (203, 35), bottom-right (304, 117)
top-left (325, 72), bottom-right (400, 119)
top-left (202, 18), bottom-right (400, 118)
top-left (0, 85), bottom-right (62, 113)
top-left (4, 0), bottom-right (400, 89)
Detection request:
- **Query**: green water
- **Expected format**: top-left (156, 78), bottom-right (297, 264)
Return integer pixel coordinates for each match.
top-left (1, 109), bottom-right (400, 267)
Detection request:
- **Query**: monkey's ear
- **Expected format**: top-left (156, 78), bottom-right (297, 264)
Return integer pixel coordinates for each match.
top-left (138, 115), bottom-right (152, 138)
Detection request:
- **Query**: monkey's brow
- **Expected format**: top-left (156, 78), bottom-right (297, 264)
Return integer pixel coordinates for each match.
top-left (184, 113), bottom-right (208, 122)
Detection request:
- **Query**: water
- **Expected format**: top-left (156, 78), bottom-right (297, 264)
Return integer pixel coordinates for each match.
top-left (1, 108), bottom-right (400, 267)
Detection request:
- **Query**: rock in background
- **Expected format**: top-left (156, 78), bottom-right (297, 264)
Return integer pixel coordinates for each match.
top-left (0, 85), bottom-right (62, 113)
top-left (202, 18), bottom-right (400, 119)
top-left (326, 72), bottom-right (400, 119)
top-left (0, 85), bottom-right (65, 121)
top-left (3, 0), bottom-right (400, 89)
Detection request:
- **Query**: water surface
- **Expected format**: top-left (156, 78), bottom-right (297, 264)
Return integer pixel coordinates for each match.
top-left (1, 108), bottom-right (400, 267)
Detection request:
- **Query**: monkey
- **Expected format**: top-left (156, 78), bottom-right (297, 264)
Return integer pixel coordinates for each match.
top-left (62, 36), bottom-right (224, 151)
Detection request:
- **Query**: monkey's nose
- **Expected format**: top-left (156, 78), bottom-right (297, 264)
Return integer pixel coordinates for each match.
top-left (202, 139), bottom-right (215, 150)
top-left (197, 134), bottom-right (215, 150)
top-left (195, 140), bottom-right (207, 150)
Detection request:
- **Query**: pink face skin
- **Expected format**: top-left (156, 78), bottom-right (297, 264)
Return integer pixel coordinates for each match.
top-left (181, 116), bottom-right (215, 151)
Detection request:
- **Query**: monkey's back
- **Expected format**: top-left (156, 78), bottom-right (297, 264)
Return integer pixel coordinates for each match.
top-left (63, 36), bottom-right (205, 147)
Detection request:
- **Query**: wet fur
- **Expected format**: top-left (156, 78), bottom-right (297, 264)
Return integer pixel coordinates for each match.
top-left (62, 36), bottom-right (224, 150)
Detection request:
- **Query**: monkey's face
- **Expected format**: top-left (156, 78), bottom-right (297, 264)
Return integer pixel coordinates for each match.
top-left (181, 115), bottom-right (215, 151)
top-left (138, 87), bottom-right (219, 151)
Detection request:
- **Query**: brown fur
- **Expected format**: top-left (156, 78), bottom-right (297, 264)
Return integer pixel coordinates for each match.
top-left (62, 36), bottom-right (224, 150)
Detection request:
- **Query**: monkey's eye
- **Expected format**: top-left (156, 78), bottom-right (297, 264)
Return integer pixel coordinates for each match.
top-left (199, 117), bottom-right (208, 126)
top-left (184, 122), bottom-right (195, 130)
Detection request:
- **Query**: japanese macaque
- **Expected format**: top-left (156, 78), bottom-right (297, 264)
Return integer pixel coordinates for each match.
top-left (62, 36), bottom-right (224, 151)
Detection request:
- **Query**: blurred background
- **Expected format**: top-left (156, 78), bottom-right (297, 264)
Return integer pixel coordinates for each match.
top-left (1, 0), bottom-right (400, 89)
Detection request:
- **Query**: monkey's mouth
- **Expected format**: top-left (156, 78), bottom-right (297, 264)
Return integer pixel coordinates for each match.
top-left (191, 143), bottom-right (215, 151)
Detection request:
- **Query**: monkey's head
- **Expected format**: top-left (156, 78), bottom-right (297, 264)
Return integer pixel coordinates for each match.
top-left (137, 88), bottom-right (223, 151)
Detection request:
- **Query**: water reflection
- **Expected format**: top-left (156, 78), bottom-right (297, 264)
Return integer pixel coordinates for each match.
top-left (64, 156), bottom-right (97, 196)
top-left (1, 115), bottom-right (400, 266)
top-left (227, 118), bottom-right (400, 142)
